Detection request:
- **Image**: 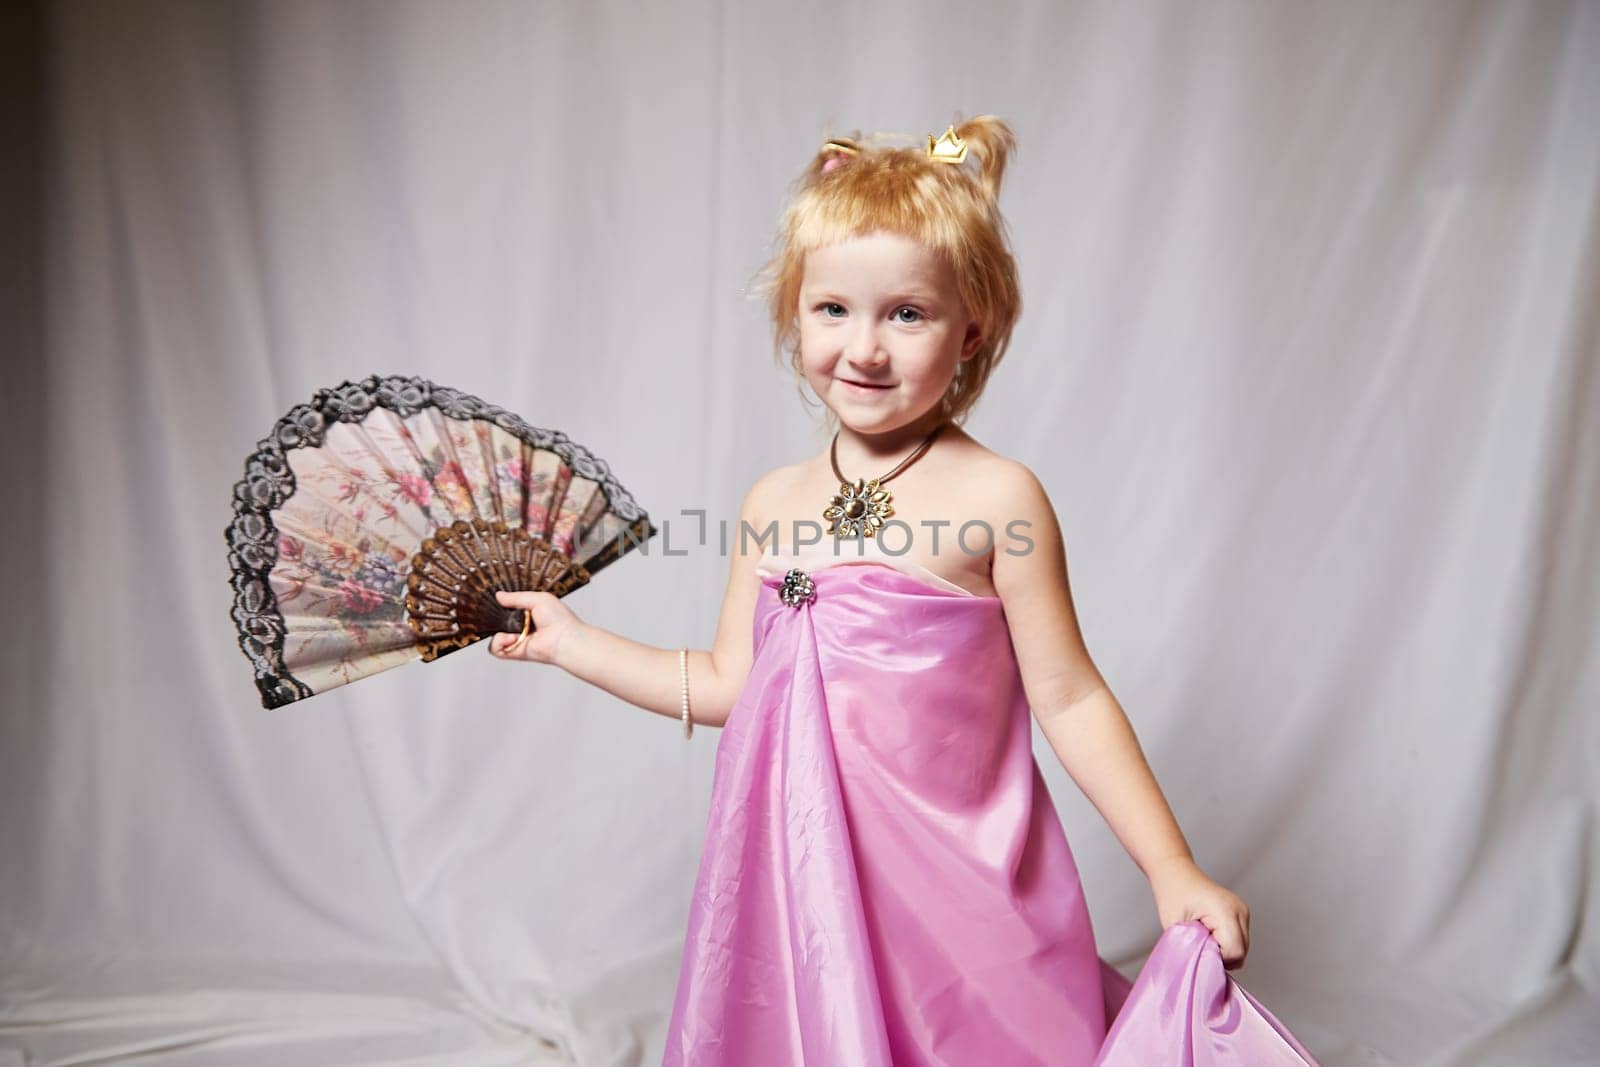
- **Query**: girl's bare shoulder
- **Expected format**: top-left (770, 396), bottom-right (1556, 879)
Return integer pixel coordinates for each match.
top-left (737, 458), bottom-right (811, 527)
top-left (931, 427), bottom-right (1045, 515)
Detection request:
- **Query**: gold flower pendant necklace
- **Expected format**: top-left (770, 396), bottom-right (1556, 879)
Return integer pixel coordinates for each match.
top-left (823, 422), bottom-right (945, 538)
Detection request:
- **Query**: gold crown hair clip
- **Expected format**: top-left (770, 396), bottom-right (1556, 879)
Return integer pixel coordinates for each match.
top-left (927, 125), bottom-right (968, 164)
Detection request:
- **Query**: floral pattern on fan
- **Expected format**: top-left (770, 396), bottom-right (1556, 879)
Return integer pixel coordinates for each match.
top-left (226, 374), bottom-right (656, 709)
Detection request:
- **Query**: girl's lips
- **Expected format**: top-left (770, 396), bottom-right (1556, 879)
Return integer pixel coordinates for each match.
top-left (839, 378), bottom-right (893, 391)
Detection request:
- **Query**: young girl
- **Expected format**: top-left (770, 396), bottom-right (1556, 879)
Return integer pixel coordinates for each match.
top-left (489, 117), bottom-right (1317, 1065)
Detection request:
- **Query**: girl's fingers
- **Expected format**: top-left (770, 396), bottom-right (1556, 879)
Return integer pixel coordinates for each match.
top-left (1223, 918), bottom-right (1247, 968)
top-left (1202, 916), bottom-right (1246, 969)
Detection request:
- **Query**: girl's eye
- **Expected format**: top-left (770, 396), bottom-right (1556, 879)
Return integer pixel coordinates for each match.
top-left (819, 303), bottom-right (846, 318)
top-left (893, 307), bottom-right (923, 324)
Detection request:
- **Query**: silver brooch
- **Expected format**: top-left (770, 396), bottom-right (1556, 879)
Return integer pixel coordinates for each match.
top-left (779, 567), bottom-right (816, 608)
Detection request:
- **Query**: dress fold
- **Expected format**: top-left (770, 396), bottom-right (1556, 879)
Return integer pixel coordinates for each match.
top-left (664, 557), bottom-right (1318, 1067)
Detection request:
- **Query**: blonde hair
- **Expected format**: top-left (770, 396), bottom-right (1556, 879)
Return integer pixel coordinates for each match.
top-left (754, 115), bottom-right (1022, 429)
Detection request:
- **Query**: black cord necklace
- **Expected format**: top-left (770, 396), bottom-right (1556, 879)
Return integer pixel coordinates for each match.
top-left (823, 422), bottom-right (945, 538)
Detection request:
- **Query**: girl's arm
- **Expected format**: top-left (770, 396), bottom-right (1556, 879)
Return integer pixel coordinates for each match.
top-left (989, 461), bottom-right (1251, 966)
top-left (491, 475), bottom-right (774, 730)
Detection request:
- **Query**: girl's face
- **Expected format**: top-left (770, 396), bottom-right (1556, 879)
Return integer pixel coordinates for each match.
top-left (797, 231), bottom-right (982, 435)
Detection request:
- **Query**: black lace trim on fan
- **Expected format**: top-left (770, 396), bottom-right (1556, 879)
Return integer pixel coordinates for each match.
top-left (224, 373), bottom-right (657, 709)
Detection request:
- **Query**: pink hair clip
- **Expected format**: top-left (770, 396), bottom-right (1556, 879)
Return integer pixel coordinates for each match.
top-left (820, 138), bottom-right (860, 174)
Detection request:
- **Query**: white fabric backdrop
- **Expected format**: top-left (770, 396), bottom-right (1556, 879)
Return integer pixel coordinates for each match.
top-left (2, 1), bottom-right (1596, 1064)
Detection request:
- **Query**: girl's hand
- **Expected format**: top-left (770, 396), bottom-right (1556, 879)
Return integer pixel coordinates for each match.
top-left (487, 589), bottom-right (584, 667)
top-left (1147, 856), bottom-right (1251, 969)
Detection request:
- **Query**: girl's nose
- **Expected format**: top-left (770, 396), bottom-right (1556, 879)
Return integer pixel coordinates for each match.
top-left (844, 323), bottom-right (887, 366)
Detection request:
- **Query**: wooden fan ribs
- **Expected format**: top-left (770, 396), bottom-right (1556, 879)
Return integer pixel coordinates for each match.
top-left (404, 518), bottom-right (592, 662)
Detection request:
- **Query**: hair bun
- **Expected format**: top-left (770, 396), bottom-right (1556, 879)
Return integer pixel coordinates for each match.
top-left (951, 116), bottom-right (1016, 202)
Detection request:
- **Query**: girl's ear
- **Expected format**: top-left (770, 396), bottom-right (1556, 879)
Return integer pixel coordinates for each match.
top-left (961, 320), bottom-right (983, 360)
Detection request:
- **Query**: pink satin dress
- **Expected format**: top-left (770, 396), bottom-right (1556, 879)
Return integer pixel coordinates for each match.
top-left (663, 543), bottom-right (1319, 1065)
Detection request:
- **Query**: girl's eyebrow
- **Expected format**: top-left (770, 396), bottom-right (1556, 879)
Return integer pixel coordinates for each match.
top-left (804, 290), bottom-right (940, 304)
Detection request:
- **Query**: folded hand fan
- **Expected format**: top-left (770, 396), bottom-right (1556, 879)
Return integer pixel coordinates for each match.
top-left (224, 374), bottom-right (657, 708)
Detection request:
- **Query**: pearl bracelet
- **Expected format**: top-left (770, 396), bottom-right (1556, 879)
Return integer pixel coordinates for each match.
top-left (679, 648), bottom-right (694, 739)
